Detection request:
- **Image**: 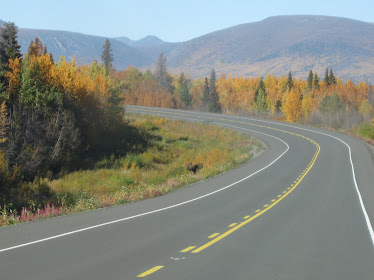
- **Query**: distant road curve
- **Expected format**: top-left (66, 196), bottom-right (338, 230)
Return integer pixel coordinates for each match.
top-left (0, 106), bottom-right (373, 280)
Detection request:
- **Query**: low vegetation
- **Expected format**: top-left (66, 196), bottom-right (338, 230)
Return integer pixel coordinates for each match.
top-left (0, 114), bottom-right (262, 226)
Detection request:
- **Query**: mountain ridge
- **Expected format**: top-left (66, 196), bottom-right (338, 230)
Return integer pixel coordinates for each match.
top-left (163, 15), bottom-right (374, 81)
top-left (1, 15), bottom-right (374, 81)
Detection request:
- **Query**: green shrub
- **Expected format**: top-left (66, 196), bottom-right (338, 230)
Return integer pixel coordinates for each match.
top-left (355, 122), bottom-right (374, 139)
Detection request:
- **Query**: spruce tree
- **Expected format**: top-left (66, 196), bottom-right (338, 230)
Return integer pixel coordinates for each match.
top-left (154, 53), bottom-right (173, 92)
top-left (177, 73), bottom-right (192, 107)
top-left (329, 69), bottom-right (336, 85)
top-left (202, 77), bottom-right (210, 109)
top-left (313, 73), bottom-right (320, 90)
top-left (254, 77), bottom-right (265, 103)
top-left (0, 22), bottom-right (22, 65)
top-left (101, 39), bottom-right (113, 74)
top-left (208, 69), bottom-right (221, 113)
top-left (324, 68), bottom-right (330, 85)
top-left (307, 70), bottom-right (313, 89)
top-left (0, 22), bottom-right (22, 98)
top-left (286, 71), bottom-right (293, 91)
top-left (256, 88), bottom-right (268, 114)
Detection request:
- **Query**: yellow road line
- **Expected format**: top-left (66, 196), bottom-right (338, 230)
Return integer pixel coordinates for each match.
top-left (180, 246), bottom-right (196, 252)
top-left (271, 199), bottom-right (276, 202)
top-left (137, 266), bottom-right (164, 277)
top-left (243, 215), bottom-right (251, 219)
top-left (128, 108), bottom-right (321, 254)
top-left (228, 223), bottom-right (237, 227)
top-left (208, 233), bottom-right (220, 238)
top-left (191, 142), bottom-right (320, 253)
top-left (264, 204), bottom-right (269, 207)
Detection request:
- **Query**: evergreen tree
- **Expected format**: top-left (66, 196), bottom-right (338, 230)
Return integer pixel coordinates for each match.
top-left (202, 77), bottom-right (210, 108)
top-left (101, 39), bottom-right (113, 74)
top-left (154, 53), bottom-right (172, 92)
top-left (324, 68), bottom-right (330, 85)
top-left (313, 73), bottom-right (320, 90)
top-left (0, 22), bottom-right (22, 65)
top-left (0, 22), bottom-right (22, 96)
top-left (286, 71), bottom-right (293, 91)
top-left (208, 69), bottom-right (221, 113)
top-left (307, 70), bottom-right (313, 89)
top-left (176, 73), bottom-right (192, 107)
top-left (254, 77), bottom-right (265, 103)
top-left (329, 69), bottom-right (336, 85)
top-left (256, 88), bottom-right (268, 114)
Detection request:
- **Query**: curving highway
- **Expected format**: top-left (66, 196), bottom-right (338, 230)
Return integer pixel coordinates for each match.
top-left (0, 106), bottom-right (374, 279)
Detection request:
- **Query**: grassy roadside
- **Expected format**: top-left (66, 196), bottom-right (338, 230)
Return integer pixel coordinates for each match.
top-left (307, 121), bottom-right (374, 146)
top-left (1, 114), bottom-right (263, 226)
top-left (349, 122), bottom-right (374, 146)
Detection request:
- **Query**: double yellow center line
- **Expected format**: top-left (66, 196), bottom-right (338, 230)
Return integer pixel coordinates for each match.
top-left (130, 108), bottom-right (320, 277)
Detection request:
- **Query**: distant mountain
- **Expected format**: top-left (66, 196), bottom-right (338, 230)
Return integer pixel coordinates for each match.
top-left (112, 35), bottom-right (176, 63)
top-left (132, 35), bottom-right (165, 47)
top-left (114, 35), bottom-right (165, 47)
top-left (163, 15), bottom-right (374, 82)
top-left (15, 28), bottom-right (152, 69)
top-left (1, 15), bottom-right (374, 81)
top-left (0, 19), bottom-right (4, 26)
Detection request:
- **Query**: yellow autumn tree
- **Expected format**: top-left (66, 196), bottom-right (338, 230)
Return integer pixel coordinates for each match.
top-left (282, 88), bottom-right (302, 122)
top-left (4, 57), bottom-right (21, 98)
top-left (302, 93), bottom-right (314, 121)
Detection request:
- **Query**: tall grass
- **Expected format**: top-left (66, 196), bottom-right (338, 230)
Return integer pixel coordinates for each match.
top-left (1, 114), bottom-right (263, 226)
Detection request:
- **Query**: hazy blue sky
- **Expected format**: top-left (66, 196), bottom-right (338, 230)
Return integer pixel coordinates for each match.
top-left (1, 0), bottom-right (373, 42)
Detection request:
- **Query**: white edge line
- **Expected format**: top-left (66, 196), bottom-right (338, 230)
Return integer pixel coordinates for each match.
top-left (0, 116), bottom-right (289, 253)
top-left (241, 115), bottom-right (374, 246)
top-left (147, 107), bottom-right (374, 246)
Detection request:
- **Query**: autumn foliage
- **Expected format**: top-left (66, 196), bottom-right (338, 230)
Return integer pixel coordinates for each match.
top-left (1, 21), bottom-right (374, 217)
top-left (0, 34), bottom-right (126, 210)
top-left (122, 68), bottom-right (373, 129)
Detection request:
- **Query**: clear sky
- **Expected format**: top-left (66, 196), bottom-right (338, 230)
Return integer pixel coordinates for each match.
top-left (0, 0), bottom-right (373, 42)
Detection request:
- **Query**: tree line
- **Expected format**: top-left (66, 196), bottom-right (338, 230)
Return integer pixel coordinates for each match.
top-left (0, 23), bottom-right (129, 209)
top-left (0, 21), bottom-right (373, 211)
top-left (122, 57), bottom-right (373, 129)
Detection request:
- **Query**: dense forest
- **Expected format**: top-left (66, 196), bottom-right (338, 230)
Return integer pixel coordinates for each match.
top-left (1, 22), bottom-right (374, 216)
top-left (0, 23), bottom-right (134, 211)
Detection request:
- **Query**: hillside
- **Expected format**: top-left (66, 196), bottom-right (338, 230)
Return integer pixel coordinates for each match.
top-left (1, 15), bottom-right (374, 81)
top-left (164, 15), bottom-right (374, 81)
top-left (16, 28), bottom-right (152, 69)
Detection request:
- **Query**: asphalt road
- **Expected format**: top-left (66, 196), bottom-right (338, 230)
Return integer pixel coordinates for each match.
top-left (1, 106), bottom-right (373, 279)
